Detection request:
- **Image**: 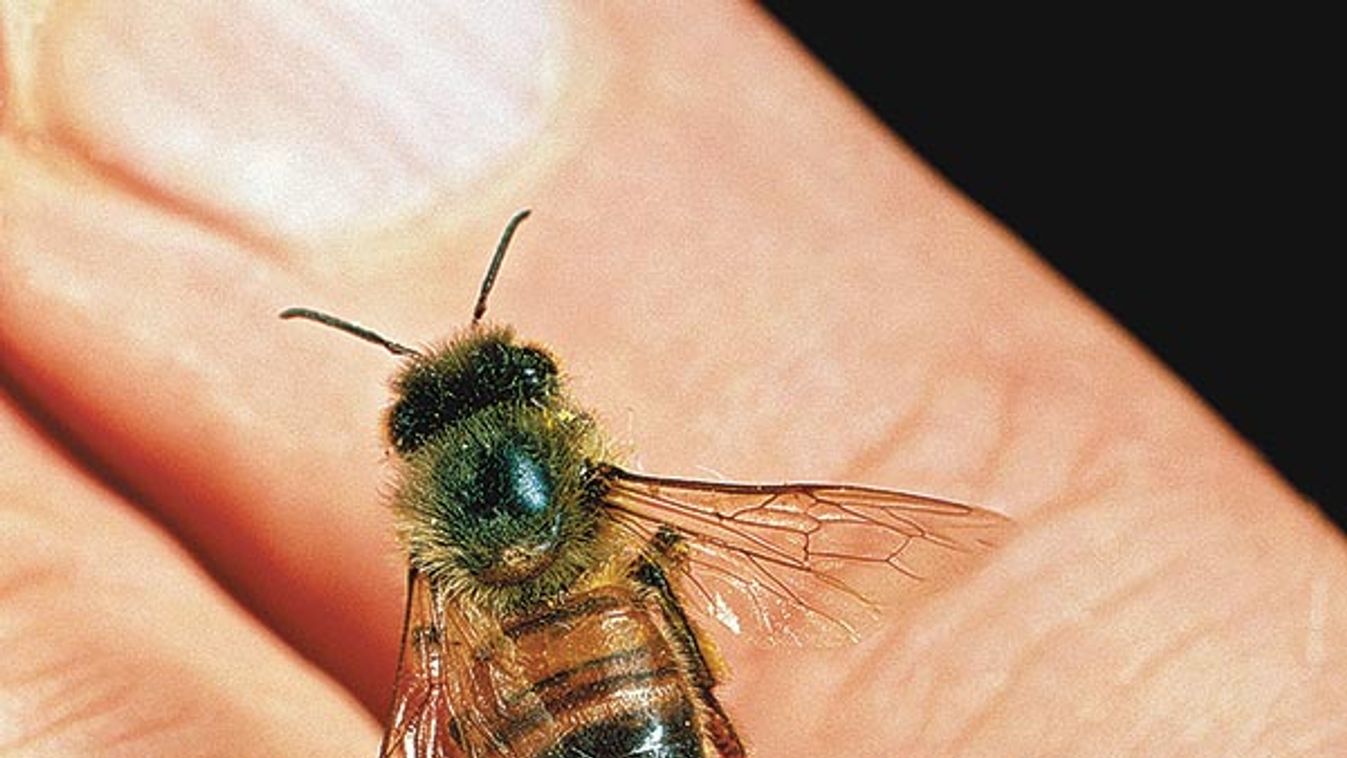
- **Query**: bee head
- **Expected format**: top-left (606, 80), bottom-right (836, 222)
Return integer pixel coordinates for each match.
top-left (387, 327), bottom-right (560, 454)
top-left (280, 211), bottom-right (612, 614)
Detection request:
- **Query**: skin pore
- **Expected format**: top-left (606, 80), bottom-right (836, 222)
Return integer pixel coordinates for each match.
top-left (1, 3), bottom-right (1343, 756)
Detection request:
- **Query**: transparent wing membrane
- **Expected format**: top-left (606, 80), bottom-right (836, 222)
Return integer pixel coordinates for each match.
top-left (602, 466), bottom-right (1014, 646)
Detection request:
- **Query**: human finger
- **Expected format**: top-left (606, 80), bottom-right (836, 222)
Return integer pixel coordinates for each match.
top-left (0, 393), bottom-right (382, 755)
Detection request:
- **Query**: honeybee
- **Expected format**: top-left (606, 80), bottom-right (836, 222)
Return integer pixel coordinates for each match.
top-left (282, 210), bottom-right (1013, 758)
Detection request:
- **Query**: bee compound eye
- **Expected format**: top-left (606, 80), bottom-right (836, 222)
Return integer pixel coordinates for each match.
top-left (517, 347), bottom-right (557, 389)
top-left (492, 345), bottom-right (557, 404)
top-left (389, 385), bottom-right (448, 454)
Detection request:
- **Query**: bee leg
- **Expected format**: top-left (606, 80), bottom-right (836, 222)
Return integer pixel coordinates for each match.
top-left (631, 536), bottom-right (747, 758)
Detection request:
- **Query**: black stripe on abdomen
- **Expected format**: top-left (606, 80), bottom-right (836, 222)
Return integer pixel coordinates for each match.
top-left (503, 592), bottom-right (625, 639)
top-left (541, 699), bottom-right (703, 758)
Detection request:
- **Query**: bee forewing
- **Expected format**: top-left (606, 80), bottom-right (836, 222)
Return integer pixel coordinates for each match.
top-left (600, 467), bottom-right (1015, 647)
top-left (381, 570), bottom-right (552, 758)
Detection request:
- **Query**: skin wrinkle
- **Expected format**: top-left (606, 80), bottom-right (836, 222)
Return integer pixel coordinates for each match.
top-left (878, 550), bottom-right (1165, 748)
top-left (931, 508), bottom-right (1184, 752)
top-left (0, 369), bottom-right (163, 518)
top-left (1080, 579), bottom-right (1266, 754)
top-left (27, 14), bottom-right (289, 259)
top-left (838, 322), bottom-right (1123, 518)
top-left (8, 640), bottom-right (215, 758)
top-left (0, 536), bottom-right (191, 755)
top-left (935, 596), bottom-right (1072, 752)
top-left (0, 150), bottom-right (403, 707)
top-left (1, 642), bottom-right (137, 754)
top-left (1110, 565), bottom-right (1256, 689)
top-left (846, 593), bottom-right (997, 750)
top-left (1053, 423), bottom-right (1131, 512)
top-left (834, 385), bottom-right (933, 484)
top-left (1263, 686), bottom-right (1347, 756)
top-left (841, 578), bottom-right (1002, 751)
top-left (1037, 404), bottom-right (1163, 518)
top-left (1303, 574), bottom-right (1328, 667)
top-left (1240, 554), bottom-right (1347, 752)
top-left (977, 350), bottom-right (1130, 512)
top-left (1107, 549), bottom-right (1321, 755)
top-left (32, 3), bottom-right (565, 257)
top-left (92, 699), bottom-right (196, 757)
top-left (1281, 669), bottom-right (1347, 746)
top-left (963, 366), bottom-right (1019, 500)
top-left (830, 358), bottom-right (937, 486)
top-left (0, 536), bottom-right (74, 614)
top-left (1098, 553), bottom-right (1201, 683)
top-left (265, 4), bottom-right (429, 173)
top-left (38, 119), bottom-right (286, 262)
top-left (0, 617), bottom-right (99, 705)
top-left (0, 539), bottom-right (376, 757)
top-left (1119, 630), bottom-right (1270, 756)
top-left (19, 15), bottom-right (276, 256)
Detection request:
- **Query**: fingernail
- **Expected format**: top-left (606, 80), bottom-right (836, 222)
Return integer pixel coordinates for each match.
top-left (36, 1), bottom-right (564, 242)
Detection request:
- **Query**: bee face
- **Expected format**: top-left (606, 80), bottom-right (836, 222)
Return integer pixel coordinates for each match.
top-left (387, 325), bottom-right (560, 455)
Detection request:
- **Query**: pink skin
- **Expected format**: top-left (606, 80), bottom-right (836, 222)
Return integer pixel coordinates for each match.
top-left (2, 3), bottom-right (1344, 756)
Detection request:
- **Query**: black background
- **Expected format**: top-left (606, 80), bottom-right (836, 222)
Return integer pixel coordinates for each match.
top-left (762, 7), bottom-right (1336, 523)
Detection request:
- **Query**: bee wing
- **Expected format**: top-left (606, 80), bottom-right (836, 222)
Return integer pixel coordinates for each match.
top-left (380, 570), bottom-right (558, 758)
top-left (600, 465), bottom-right (1014, 647)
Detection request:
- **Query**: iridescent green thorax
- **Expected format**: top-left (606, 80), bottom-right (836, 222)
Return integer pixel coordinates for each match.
top-left (386, 326), bottom-right (610, 615)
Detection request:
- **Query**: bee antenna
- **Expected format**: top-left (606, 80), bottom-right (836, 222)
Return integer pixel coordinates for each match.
top-left (473, 208), bottom-right (531, 324)
top-left (279, 307), bottom-right (422, 358)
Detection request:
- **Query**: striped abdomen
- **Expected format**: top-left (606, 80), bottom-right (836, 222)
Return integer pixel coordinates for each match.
top-left (477, 585), bottom-right (721, 757)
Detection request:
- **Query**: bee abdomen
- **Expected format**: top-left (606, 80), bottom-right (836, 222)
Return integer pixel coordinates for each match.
top-left (500, 587), bottom-right (714, 757)
top-left (541, 699), bottom-right (703, 757)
